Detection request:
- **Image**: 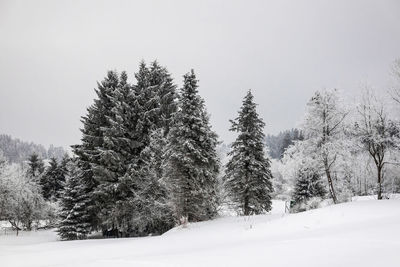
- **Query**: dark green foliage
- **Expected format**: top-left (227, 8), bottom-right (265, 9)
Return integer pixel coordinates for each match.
top-left (81, 62), bottom-right (178, 236)
top-left (224, 90), bottom-right (273, 215)
top-left (129, 129), bottom-right (175, 235)
top-left (40, 157), bottom-right (67, 200)
top-left (70, 70), bottom-right (120, 232)
top-left (0, 134), bottom-right (66, 164)
top-left (292, 168), bottom-right (326, 205)
top-left (27, 153), bottom-right (45, 179)
top-left (58, 159), bottom-right (91, 240)
top-left (265, 129), bottom-right (304, 159)
top-left (148, 61), bottom-right (177, 136)
top-left (164, 70), bottom-right (220, 222)
top-left (92, 71), bottom-right (142, 232)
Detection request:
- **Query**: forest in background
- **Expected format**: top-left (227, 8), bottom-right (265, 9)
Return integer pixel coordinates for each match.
top-left (1, 59), bottom-right (400, 240)
top-left (0, 134), bottom-right (66, 163)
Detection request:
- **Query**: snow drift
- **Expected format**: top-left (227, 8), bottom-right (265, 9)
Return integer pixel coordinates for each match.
top-left (1, 199), bottom-right (399, 267)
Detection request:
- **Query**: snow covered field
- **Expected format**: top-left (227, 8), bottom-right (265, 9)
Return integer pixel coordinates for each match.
top-left (1, 199), bottom-right (399, 267)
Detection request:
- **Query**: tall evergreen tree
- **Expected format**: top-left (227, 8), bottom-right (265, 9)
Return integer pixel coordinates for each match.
top-left (27, 153), bottom-right (44, 180)
top-left (164, 70), bottom-right (220, 223)
top-left (135, 62), bottom-right (158, 145)
top-left (148, 61), bottom-right (178, 135)
top-left (58, 159), bottom-right (91, 240)
top-left (40, 158), bottom-right (66, 200)
top-left (92, 64), bottom-right (174, 235)
top-left (92, 71), bottom-right (147, 234)
top-left (71, 70), bottom-right (120, 233)
top-left (131, 129), bottom-right (174, 235)
top-left (68, 62), bottom-right (178, 237)
top-left (224, 90), bottom-right (273, 215)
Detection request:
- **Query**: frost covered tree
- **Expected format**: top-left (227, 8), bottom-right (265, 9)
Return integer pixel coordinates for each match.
top-left (58, 159), bottom-right (91, 240)
top-left (71, 70), bottom-right (120, 231)
top-left (92, 63), bottom-right (177, 235)
top-left (292, 167), bottom-right (326, 205)
top-left (130, 129), bottom-right (174, 235)
top-left (164, 70), bottom-right (220, 223)
top-left (27, 153), bottom-right (44, 180)
top-left (40, 157), bottom-right (67, 200)
top-left (91, 71), bottom-right (142, 233)
top-left (0, 162), bottom-right (47, 234)
top-left (70, 61), bottom-right (178, 237)
top-left (0, 150), bottom-right (8, 219)
top-left (148, 61), bottom-right (177, 136)
top-left (353, 89), bottom-right (398, 199)
top-left (224, 90), bottom-right (273, 215)
top-left (265, 129), bottom-right (304, 159)
top-left (301, 89), bottom-right (348, 204)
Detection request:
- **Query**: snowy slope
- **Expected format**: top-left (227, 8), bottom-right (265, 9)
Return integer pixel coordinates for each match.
top-left (1, 199), bottom-right (399, 267)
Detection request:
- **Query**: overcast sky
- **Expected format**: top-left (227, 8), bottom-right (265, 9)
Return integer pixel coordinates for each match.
top-left (0, 0), bottom-right (399, 149)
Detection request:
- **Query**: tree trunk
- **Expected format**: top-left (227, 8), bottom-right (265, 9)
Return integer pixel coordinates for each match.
top-left (324, 161), bottom-right (337, 204)
top-left (9, 220), bottom-right (21, 236)
top-left (377, 166), bottom-right (382, 200)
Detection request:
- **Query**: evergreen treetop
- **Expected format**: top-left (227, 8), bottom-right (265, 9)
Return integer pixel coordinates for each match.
top-left (164, 69), bottom-right (220, 222)
top-left (225, 90), bottom-right (273, 215)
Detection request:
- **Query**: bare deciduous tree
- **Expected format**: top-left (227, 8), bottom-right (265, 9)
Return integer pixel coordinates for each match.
top-left (302, 89), bottom-right (349, 204)
top-left (354, 89), bottom-right (397, 199)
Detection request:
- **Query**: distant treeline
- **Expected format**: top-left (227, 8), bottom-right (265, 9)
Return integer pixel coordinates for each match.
top-left (0, 134), bottom-right (66, 163)
top-left (265, 129), bottom-right (304, 159)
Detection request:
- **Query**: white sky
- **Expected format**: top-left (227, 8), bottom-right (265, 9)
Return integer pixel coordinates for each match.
top-left (0, 0), bottom-right (399, 148)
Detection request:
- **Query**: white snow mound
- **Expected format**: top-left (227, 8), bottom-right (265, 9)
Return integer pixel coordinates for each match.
top-left (1, 199), bottom-right (399, 267)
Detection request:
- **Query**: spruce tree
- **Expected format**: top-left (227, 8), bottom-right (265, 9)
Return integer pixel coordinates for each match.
top-left (164, 70), bottom-right (220, 223)
top-left (130, 129), bottom-right (174, 235)
top-left (69, 62), bottom-right (178, 237)
top-left (58, 159), bottom-right (91, 240)
top-left (135, 61), bottom-right (157, 145)
top-left (292, 167), bottom-right (326, 205)
top-left (92, 65), bottom-right (171, 235)
top-left (40, 158), bottom-right (64, 200)
top-left (92, 70), bottom-right (150, 234)
top-left (71, 70), bottom-right (120, 232)
top-left (148, 61), bottom-right (177, 135)
top-left (27, 153), bottom-right (44, 180)
top-left (224, 90), bottom-right (273, 215)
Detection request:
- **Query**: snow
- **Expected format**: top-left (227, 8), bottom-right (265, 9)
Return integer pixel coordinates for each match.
top-left (351, 193), bottom-right (400, 201)
top-left (1, 199), bottom-right (399, 267)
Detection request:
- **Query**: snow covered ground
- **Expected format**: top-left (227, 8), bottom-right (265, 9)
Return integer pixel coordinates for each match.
top-left (1, 199), bottom-right (399, 267)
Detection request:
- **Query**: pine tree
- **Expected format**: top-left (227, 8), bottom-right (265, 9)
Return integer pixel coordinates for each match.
top-left (280, 132), bottom-right (293, 157)
top-left (40, 158), bottom-right (64, 200)
top-left (58, 159), bottom-right (91, 240)
top-left (135, 61), bottom-right (158, 145)
top-left (292, 167), bottom-right (326, 205)
top-left (224, 90), bottom-right (273, 215)
top-left (130, 129), bottom-right (174, 235)
top-left (39, 157), bottom-right (68, 200)
top-left (27, 153), bottom-right (44, 180)
top-left (148, 61), bottom-right (178, 135)
top-left (68, 62), bottom-right (178, 237)
top-left (92, 65), bottom-right (171, 235)
top-left (164, 70), bottom-right (220, 223)
top-left (92, 71), bottom-right (141, 233)
top-left (57, 155), bottom-right (70, 197)
top-left (71, 70), bottom-right (120, 231)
